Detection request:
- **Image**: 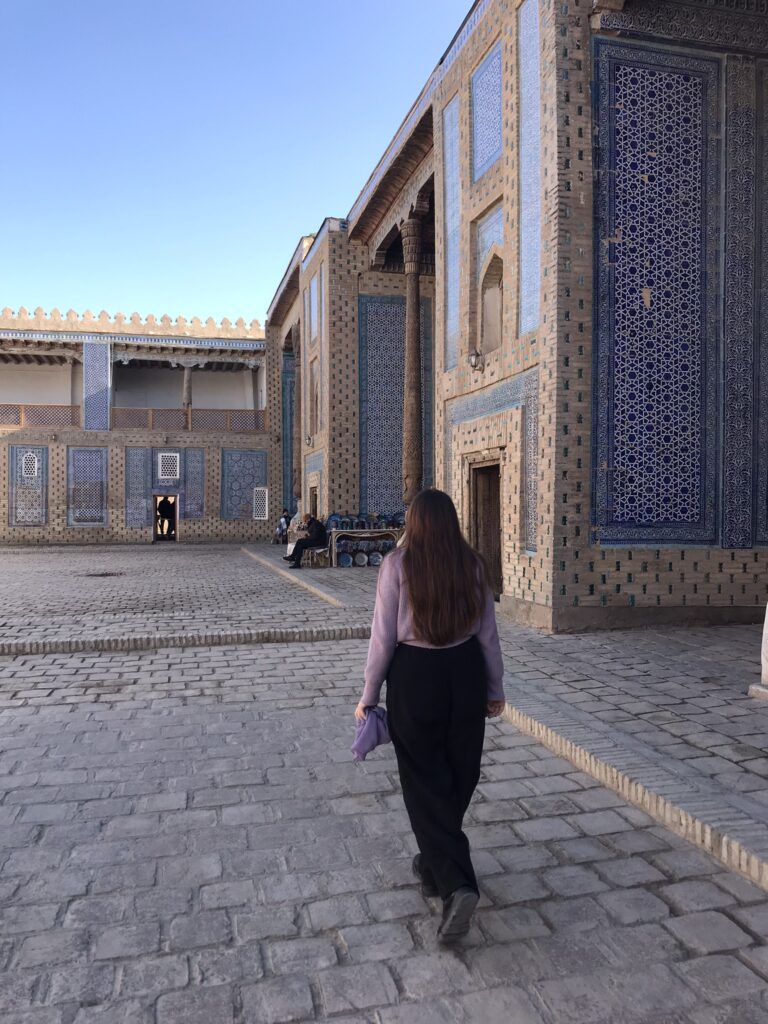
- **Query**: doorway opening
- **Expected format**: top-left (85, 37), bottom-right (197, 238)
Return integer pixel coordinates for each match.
top-left (154, 494), bottom-right (178, 542)
top-left (471, 463), bottom-right (502, 599)
top-left (309, 486), bottom-right (318, 518)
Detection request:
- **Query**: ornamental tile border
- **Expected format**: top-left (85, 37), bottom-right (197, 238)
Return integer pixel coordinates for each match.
top-left (757, 63), bottom-right (768, 543)
top-left (598, 1), bottom-right (768, 52)
top-left (722, 56), bottom-right (758, 548)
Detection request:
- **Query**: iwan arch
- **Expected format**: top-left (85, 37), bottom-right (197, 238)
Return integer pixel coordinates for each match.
top-left (267, 0), bottom-right (768, 631)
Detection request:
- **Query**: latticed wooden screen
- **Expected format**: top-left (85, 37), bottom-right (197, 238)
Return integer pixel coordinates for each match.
top-left (252, 487), bottom-right (268, 521)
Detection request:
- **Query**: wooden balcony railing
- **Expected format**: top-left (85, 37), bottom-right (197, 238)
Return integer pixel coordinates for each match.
top-left (112, 408), bottom-right (267, 432)
top-left (0, 404), bottom-right (81, 428)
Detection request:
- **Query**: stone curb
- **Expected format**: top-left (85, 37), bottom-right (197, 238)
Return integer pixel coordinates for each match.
top-left (0, 624), bottom-right (372, 657)
top-left (503, 700), bottom-right (768, 891)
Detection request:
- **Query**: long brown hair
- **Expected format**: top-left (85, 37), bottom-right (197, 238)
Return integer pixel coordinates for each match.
top-left (400, 488), bottom-right (487, 646)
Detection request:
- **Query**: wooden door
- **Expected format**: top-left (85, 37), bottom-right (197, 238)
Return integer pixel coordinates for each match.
top-left (472, 464), bottom-right (502, 598)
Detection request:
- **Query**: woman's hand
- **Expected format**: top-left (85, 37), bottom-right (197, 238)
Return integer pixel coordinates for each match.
top-left (354, 701), bottom-right (369, 722)
top-left (486, 700), bottom-right (505, 718)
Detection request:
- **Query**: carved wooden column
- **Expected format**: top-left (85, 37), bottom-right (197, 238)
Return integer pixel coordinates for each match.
top-left (401, 217), bottom-right (423, 506)
top-left (181, 366), bottom-right (192, 409)
top-left (292, 335), bottom-right (302, 504)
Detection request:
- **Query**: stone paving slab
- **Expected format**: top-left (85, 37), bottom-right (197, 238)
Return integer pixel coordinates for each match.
top-left (2, 641), bottom-right (768, 1022)
top-left (4, 545), bottom-right (768, 902)
top-left (0, 546), bottom-right (372, 655)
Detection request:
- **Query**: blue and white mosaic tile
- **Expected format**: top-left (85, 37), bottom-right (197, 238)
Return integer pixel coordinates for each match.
top-left (125, 448), bottom-right (153, 528)
top-left (518, 0), bottom-right (541, 335)
top-left (67, 448), bottom-right (107, 527)
top-left (443, 96), bottom-right (461, 372)
top-left (9, 446), bottom-right (48, 527)
top-left (82, 341), bottom-right (111, 431)
top-left (471, 42), bottom-right (503, 182)
top-left (359, 296), bottom-right (433, 516)
top-left (476, 203), bottom-right (504, 280)
top-left (593, 41), bottom-right (720, 544)
top-left (221, 449), bottom-right (268, 521)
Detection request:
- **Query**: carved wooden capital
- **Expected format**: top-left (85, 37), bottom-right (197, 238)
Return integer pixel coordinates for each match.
top-left (401, 218), bottom-right (423, 276)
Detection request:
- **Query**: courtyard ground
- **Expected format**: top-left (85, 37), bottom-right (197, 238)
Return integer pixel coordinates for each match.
top-left (1, 545), bottom-right (768, 1022)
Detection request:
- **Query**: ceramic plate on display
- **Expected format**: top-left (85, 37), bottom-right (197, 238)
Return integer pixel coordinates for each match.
top-left (354, 552), bottom-right (368, 566)
top-left (338, 552), bottom-right (354, 568)
top-left (368, 551), bottom-right (383, 567)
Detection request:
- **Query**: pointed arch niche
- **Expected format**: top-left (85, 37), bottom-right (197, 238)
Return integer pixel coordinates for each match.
top-left (478, 243), bottom-right (504, 355)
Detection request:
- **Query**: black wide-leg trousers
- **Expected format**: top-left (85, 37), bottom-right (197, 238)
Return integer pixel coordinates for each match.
top-left (386, 637), bottom-right (487, 898)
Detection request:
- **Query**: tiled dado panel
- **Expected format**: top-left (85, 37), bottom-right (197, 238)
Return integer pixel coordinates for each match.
top-left (518, 0), bottom-right (542, 336)
top-left (445, 369), bottom-right (538, 552)
top-left (67, 448), bottom-right (107, 527)
top-left (358, 296), bottom-right (433, 516)
top-left (221, 449), bottom-right (268, 521)
top-left (82, 341), bottom-right (111, 431)
top-left (9, 446), bottom-right (48, 527)
top-left (281, 352), bottom-right (296, 515)
top-left (593, 41), bottom-right (721, 546)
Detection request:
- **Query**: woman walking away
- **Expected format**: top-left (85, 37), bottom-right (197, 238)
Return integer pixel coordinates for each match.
top-left (355, 488), bottom-right (505, 943)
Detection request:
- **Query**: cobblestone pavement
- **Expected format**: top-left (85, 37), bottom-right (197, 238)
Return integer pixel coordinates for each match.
top-left (3, 642), bottom-right (768, 1022)
top-left (0, 546), bottom-right (370, 650)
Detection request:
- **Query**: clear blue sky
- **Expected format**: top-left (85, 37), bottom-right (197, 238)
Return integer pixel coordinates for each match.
top-left (1, 1), bottom-right (470, 327)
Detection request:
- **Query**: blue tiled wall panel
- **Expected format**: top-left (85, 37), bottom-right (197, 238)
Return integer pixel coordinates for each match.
top-left (221, 449), bottom-right (268, 521)
top-left (443, 97), bottom-right (461, 371)
top-left (67, 448), bottom-right (108, 527)
top-left (282, 353), bottom-right (296, 514)
top-left (518, 0), bottom-right (542, 335)
top-left (593, 41), bottom-right (720, 544)
top-left (125, 448), bottom-right (153, 528)
top-left (82, 341), bottom-right (111, 430)
top-left (476, 203), bottom-right (504, 281)
top-left (9, 446), bottom-right (48, 527)
top-left (359, 296), bottom-right (434, 516)
top-left (471, 42), bottom-right (503, 182)
top-left (183, 449), bottom-right (205, 520)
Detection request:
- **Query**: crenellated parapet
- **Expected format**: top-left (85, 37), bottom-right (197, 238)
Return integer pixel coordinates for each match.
top-left (0, 307), bottom-right (264, 340)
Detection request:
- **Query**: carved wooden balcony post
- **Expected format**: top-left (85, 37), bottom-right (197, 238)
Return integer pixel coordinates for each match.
top-left (401, 216), bottom-right (423, 507)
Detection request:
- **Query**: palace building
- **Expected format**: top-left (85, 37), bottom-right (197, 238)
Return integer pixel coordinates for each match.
top-left (0, 307), bottom-right (278, 543)
top-left (268, 0), bottom-right (768, 630)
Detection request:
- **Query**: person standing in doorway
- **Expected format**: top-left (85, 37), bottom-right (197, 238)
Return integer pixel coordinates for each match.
top-left (355, 488), bottom-right (505, 943)
top-left (157, 495), bottom-right (175, 538)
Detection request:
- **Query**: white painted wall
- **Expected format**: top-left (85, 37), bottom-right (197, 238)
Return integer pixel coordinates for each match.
top-left (0, 364), bottom-right (75, 405)
top-left (112, 366), bottom-right (255, 409)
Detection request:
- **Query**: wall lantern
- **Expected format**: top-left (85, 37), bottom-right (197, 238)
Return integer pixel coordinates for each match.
top-left (468, 348), bottom-right (485, 372)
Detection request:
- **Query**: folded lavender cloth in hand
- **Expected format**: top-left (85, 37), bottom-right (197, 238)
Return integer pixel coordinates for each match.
top-left (351, 706), bottom-right (390, 761)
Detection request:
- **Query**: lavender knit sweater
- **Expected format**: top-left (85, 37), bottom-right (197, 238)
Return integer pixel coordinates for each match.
top-left (361, 548), bottom-right (505, 707)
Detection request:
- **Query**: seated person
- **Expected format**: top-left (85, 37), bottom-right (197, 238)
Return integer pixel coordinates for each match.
top-left (283, 513), bottom-right (327, 569)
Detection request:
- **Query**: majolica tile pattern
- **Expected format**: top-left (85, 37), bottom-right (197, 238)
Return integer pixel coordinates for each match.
top-left (518, 0), bottom-right (541, 335)
top-left (471, 41), bottom-right (502, 182)
top-left (442, 96), bottom-right (461, 371)
top-left (593, 43), bottom-right (720, 545)
top-left (82, 341), bottom-right (111, 431)
top-left (475, 203), bottom-right (504, 281)
top-left (184, 448), bottom-right (205, 520)
top-left (358, 296), bottom-right (433, 516)
top-left (67, 447), bottom-right (107, 527)
top-left (281, 353), bottom-right (296, 514)
top-left (125, 447), bottom-right (153, 528)
top-left (9, 445), bottom-right (47, 527)
top-left (221, 449), bottom-right (268, 521)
